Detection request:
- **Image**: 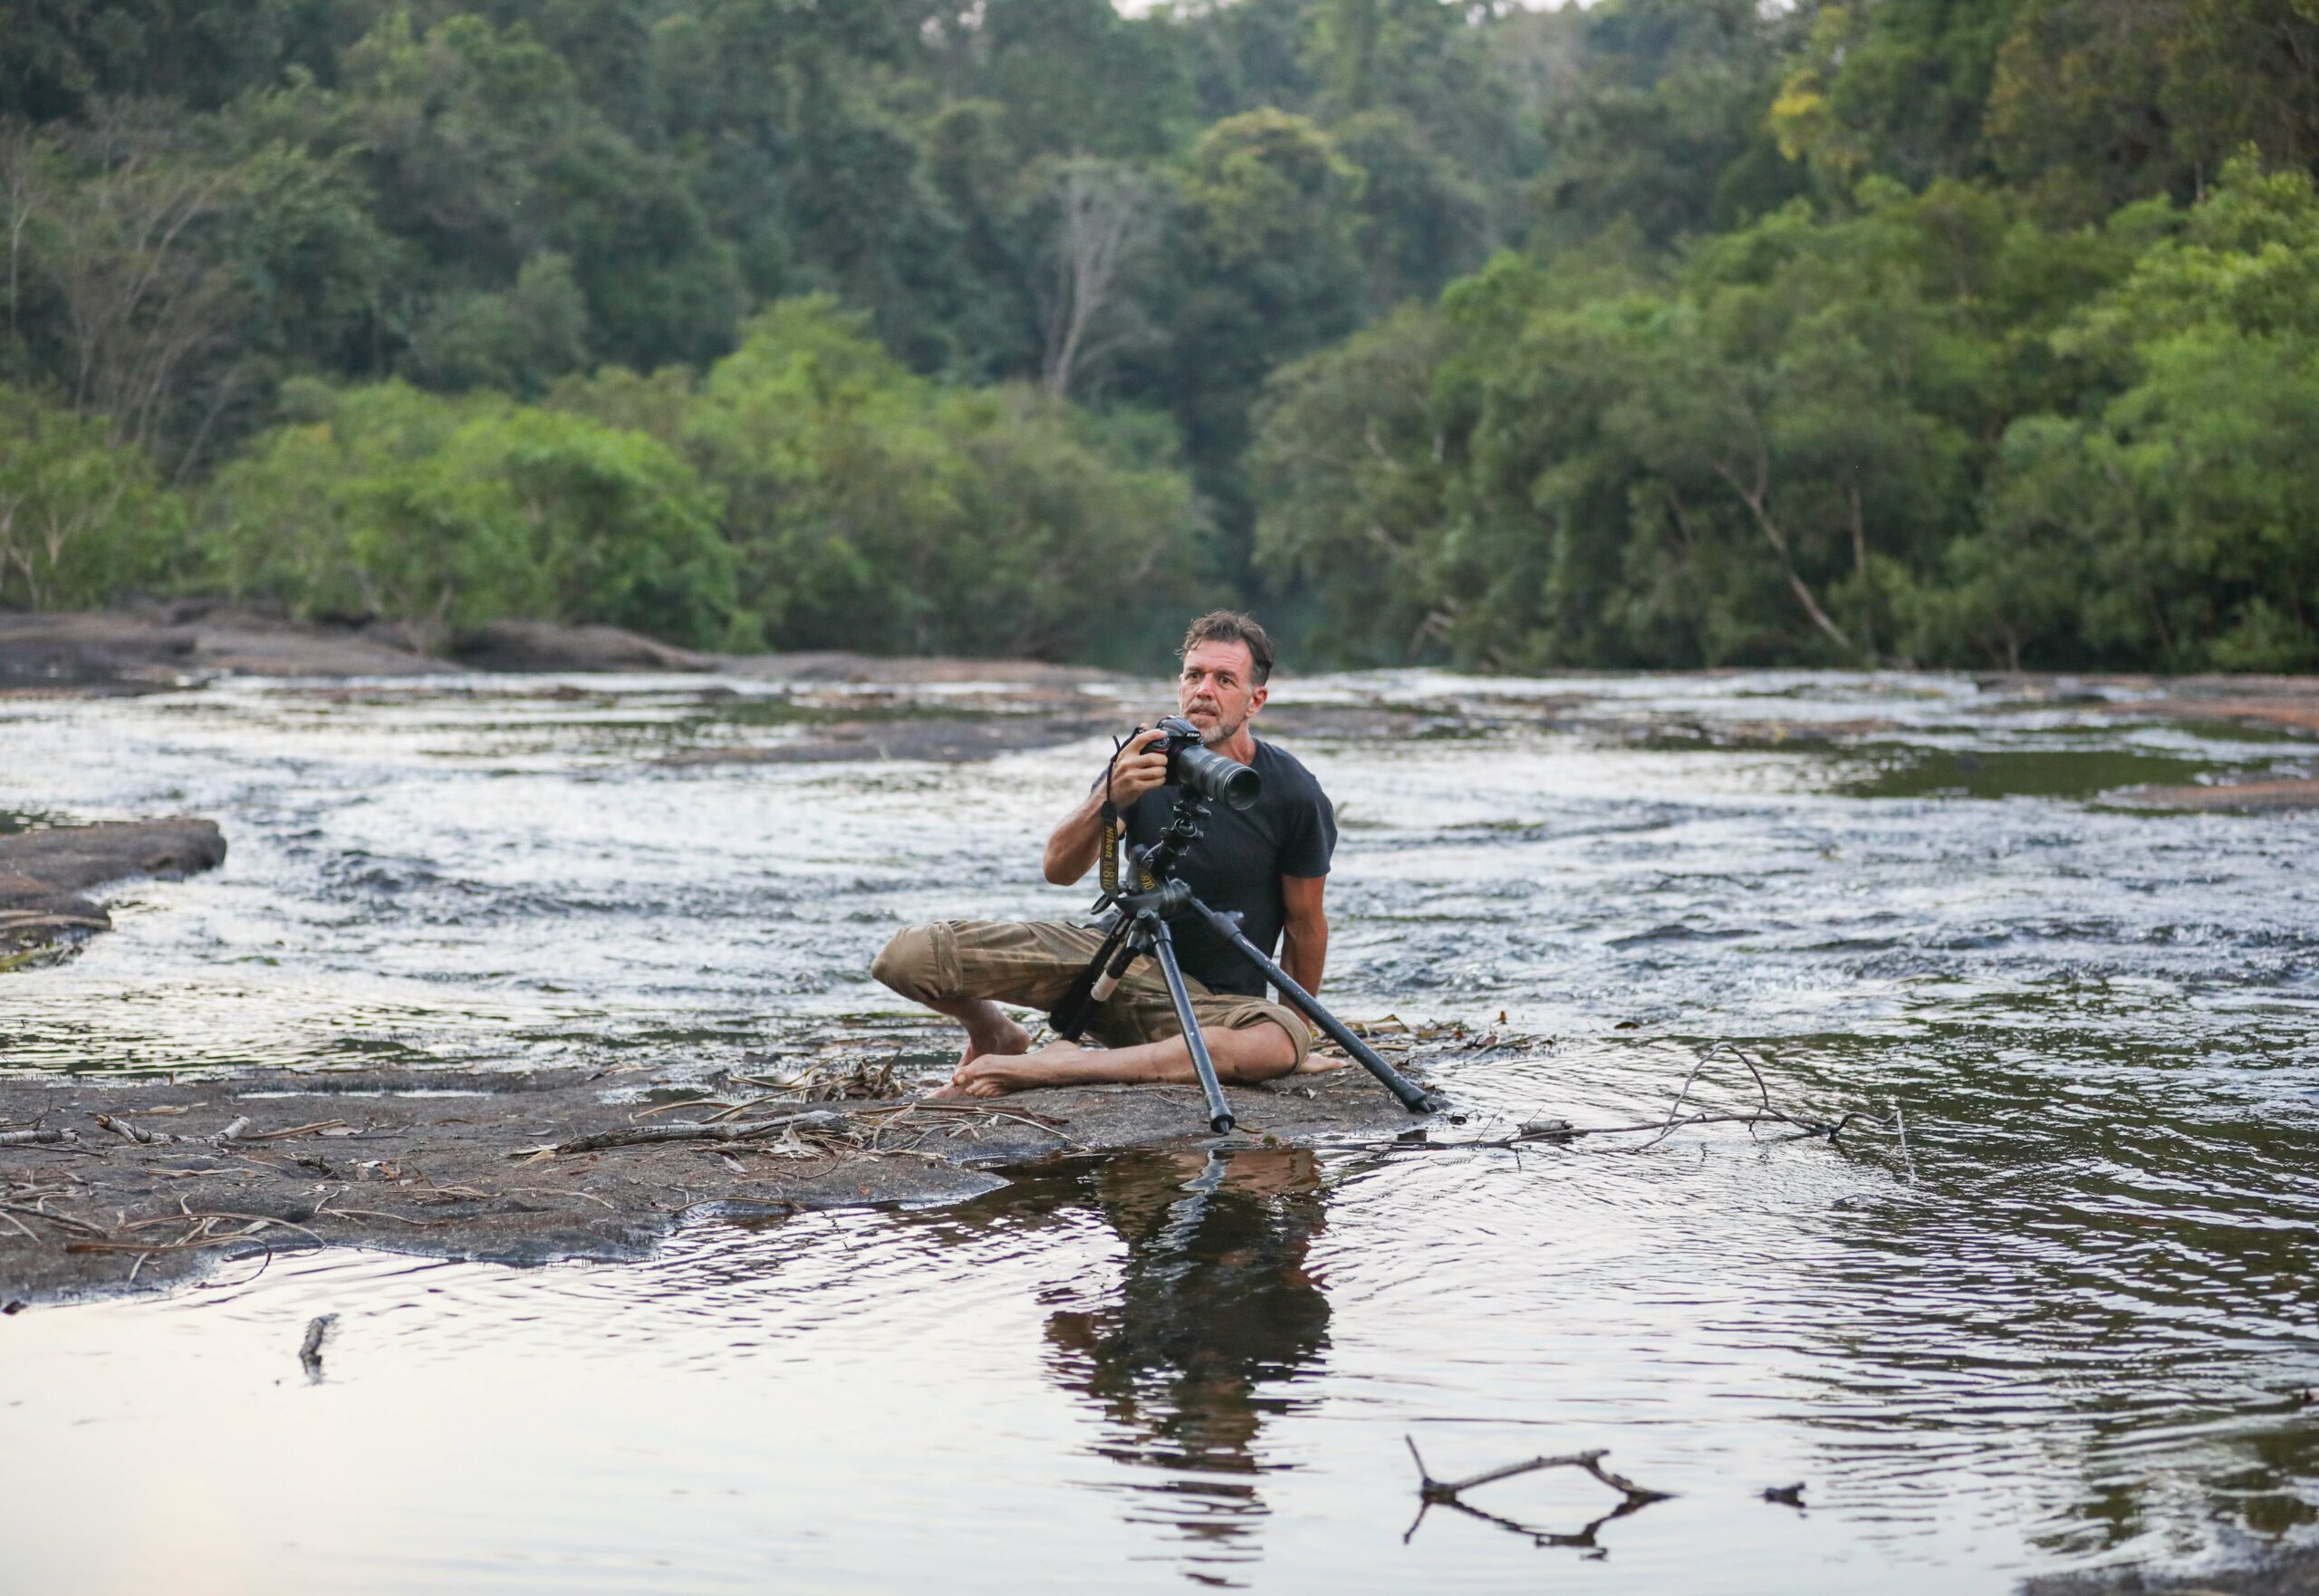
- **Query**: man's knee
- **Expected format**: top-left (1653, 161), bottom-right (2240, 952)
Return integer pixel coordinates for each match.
top-left (1222, 1009), bottom-right (1305, 1081)
top-left (872, 922), bottom-right (951, 1005)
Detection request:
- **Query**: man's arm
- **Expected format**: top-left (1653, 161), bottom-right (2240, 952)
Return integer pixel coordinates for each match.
top-left (1278, 873), bottom-right (1328, 995)
top-left (1044, 728), bottom-right (1169, 886)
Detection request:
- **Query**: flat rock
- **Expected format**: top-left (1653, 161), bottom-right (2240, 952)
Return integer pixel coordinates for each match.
top-left (0, 819), bottom-right (226, 942)
top-left (660, 712), bottom-right (1116, 766)
top-left (449, 620), bottom-right (718, 674)
top-left (0, 609), bottom-right (453, 687)
top-left (2105, 777), bottom-right (2319, 812)
top-left (0, 1062), bottom-right (1439, 1304)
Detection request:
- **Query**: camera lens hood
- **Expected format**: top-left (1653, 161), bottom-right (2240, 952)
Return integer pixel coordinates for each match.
top-left (1172, 741), bottom-right (1261, 811)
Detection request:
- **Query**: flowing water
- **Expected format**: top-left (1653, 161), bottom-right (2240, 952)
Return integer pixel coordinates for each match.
top-left (1, 668), bottom-right (2314, 1594)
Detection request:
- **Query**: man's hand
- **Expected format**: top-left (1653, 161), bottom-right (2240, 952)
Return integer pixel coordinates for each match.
top-left (1044, 726), bottom-right (1171, 886)
top-left (1106, 726), bottom-right (1172, 810)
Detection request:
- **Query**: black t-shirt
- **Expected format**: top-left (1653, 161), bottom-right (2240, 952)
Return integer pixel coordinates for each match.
top-left (1119, 737), bottom-right (1336, 997)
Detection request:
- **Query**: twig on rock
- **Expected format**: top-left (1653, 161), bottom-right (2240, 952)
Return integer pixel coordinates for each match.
top-left (225, 1120), bottom-right (349, 1143)
top-left (516, 1108), bottom-right (851, 1159)
top-left (0, 1201), bottom-right (110, 1237)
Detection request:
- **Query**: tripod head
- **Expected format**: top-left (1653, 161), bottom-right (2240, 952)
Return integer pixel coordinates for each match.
top-left (1119, 790), bottom-right (1211, 904)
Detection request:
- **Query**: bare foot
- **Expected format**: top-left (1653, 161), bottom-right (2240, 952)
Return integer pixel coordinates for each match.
top-left (958, 1011), bottom-right (1034, 1071)
top-left (932, 1040), bottom-right (1090, 1100)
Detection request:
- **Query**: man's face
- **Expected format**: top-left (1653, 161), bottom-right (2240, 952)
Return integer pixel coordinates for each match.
top-left (1178, 639), bottom-right (1266, 745)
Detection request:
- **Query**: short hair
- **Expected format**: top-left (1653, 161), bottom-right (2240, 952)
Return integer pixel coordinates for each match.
top-left (1180, 611), bottom-right (1275, 686)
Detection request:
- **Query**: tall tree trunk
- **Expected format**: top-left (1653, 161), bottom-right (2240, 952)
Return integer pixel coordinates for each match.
top-left (1710, 462), bottom-right (1859, 656)
top-left (1846, 476), bottom-right (1878, 660)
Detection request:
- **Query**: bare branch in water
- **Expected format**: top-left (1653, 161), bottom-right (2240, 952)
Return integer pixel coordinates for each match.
top-left (1402, 1435), bottom-right (1672, 1549)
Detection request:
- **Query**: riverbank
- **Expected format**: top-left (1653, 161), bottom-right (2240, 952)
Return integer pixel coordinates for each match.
top-left (0, 605), bottom-right (1119, 690)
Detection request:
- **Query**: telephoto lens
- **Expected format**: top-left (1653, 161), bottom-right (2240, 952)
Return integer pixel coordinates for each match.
top-left (1153, 716), bottom-right (1262, 810)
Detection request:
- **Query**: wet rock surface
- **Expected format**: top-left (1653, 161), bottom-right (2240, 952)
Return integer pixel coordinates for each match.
top-left (2023, 1545), bottom-right (2319, 1595)
top-left (2109, 776), bottom-right (2319, 812)
top-left (0, 1062), bottom-right (1435, 1305)
top-left (0, 818), bottom-right (226, 958)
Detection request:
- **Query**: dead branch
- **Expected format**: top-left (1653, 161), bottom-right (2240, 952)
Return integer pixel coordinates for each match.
top-left (1356, 1043), bottom-right (1900, 1157)
top-left (522, 1108), bottom-right (850, 1159)
top-left (861, 1098), bottom-right (1071, 1129)
top-left (0, 1201), bottom-right (109, 1237)
top-left (0, 914), bottom-right (111, 934)
top-left (1038, 159), bottom-right (1161, 399)
top-left (1402, 1436), bottom-right (1672, 1549)
top-left (1407, 1436), bottom-right (1671, 1506)
top-left (225, 1119), bottom-right (348, 1143)
top-left (91, 1111), bottom-right (341, 1147)
top-left (0, 1129), bottom-right (75, 1147)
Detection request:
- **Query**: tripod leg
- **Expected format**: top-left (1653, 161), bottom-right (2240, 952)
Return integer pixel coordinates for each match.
top-left (1050, 916), bottom-right (1132, 1041)
top-left (1140, 912), bottom-right (1236, 1135)
top-left (1186, 898), bottom-right (1443, 1115)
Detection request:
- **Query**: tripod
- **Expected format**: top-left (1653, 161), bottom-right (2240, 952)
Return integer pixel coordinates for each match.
top-left (1049, 791), bottom-right (1444, 1135)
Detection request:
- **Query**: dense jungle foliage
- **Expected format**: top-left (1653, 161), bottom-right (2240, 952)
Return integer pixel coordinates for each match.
top-left (3, 0), bottom-right (2317, 669)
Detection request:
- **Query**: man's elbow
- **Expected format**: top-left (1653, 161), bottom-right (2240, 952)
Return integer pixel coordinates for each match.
top-left (1043, 849), bottom-right (1083, 887)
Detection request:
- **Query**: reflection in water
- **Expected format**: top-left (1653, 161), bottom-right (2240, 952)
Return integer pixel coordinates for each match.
top-left (1040, 1150), bottom-right (1331, 1567)
top-left (1401, 1464), bottom-right (1660, 1559)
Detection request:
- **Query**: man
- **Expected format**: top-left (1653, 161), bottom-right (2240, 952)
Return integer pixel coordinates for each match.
top-left (871, 611), bottom-right (1340, 1100)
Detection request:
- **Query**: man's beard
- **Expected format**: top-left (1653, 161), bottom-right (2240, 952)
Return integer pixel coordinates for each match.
top-left (1191, 708), bottom-right (1242, 745)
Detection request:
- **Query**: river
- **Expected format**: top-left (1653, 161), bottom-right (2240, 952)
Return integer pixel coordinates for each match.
top-left (1, 667), bottom-right (2313, 1593)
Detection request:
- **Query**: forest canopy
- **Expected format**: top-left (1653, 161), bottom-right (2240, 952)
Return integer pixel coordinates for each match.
top-left (5, 0), bottom-right (2318, 670)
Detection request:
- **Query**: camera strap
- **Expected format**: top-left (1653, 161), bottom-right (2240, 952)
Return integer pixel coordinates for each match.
top-left (1099, 734), bottom-right (1126, 897)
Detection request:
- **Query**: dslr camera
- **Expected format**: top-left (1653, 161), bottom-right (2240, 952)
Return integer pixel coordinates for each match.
top-left (1149, 714), bottom-right (1261, 811)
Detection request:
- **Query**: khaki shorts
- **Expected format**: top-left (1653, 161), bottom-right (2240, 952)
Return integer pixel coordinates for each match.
top-left (871, 919), bottom-right (1310, 1069)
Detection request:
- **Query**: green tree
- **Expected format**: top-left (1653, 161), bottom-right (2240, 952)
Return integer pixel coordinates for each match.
top-left (1252, 306), bottom-right (1462, 662)
top-left (1987, 0), bottom-right (2319, 218)
top-left (1939, 157), bottom-right (2319, 668)
top-left (1139, 109), bottom-right (1368, 568)
top-left (0, 382), bottom-right (181, 608)
top-left (207, 380), bottom-right (733, 649)
top-left (1770, 0), bottom-right (2020, 190)
top-left (683, 296), bottom-right (1204, 657)
top-left (1529, 0), bottom-right (1808, 250)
